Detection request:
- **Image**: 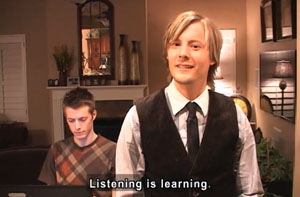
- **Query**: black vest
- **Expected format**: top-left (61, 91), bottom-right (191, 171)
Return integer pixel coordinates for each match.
top-left (135, 89), bottom-right (239, 197)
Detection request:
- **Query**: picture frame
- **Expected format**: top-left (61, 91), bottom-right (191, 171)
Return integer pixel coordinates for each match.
top-left (275, 0), bottom-right (296, 40)
top-left (260, 0), bottom-right (277, 42)
top-left (259, 50), bottom-right (297, 123)
top-left (67, 77), bottom-right (80, 86)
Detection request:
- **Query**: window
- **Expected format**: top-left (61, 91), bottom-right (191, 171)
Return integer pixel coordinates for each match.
top-left (0, 35), bottom-right (28, 122)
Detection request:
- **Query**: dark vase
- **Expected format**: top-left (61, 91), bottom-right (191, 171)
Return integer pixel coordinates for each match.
top-left (58, 71), bottom-right (67, 86)
top-left (129, 40), bottom-right (140, 85)
top-left (118, 34), bottom-right (128, 85)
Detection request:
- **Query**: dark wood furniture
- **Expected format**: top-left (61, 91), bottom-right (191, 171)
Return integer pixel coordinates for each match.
top-left (0, 124), bottom-right (28, 149)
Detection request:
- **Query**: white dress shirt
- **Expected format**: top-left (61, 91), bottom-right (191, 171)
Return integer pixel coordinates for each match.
top-left (116, 80), bottom-right (264, 197)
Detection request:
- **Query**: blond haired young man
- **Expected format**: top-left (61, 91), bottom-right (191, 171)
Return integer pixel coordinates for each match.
top-left (116, 11), bottom-right (263, 197)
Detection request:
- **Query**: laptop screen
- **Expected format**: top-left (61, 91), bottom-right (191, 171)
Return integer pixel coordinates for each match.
top-left (0, 185), bottom-right (92, 197)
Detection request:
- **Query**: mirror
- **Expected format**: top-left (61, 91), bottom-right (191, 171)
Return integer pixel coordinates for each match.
top-left (260, 50), bottom-right (296, 122)
top-left (78, 0), bottom-right (114, 82)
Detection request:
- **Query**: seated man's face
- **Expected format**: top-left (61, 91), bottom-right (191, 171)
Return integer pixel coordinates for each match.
top-left (64, 106), bottom-right (96, 141)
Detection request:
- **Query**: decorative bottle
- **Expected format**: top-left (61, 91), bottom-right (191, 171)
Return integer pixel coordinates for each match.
top-left (118, 34), bottom-right (128, 85)
top-left (129, 40), bottom-right (140, 85)
top-left (58, 71), bottom-right (67, 86)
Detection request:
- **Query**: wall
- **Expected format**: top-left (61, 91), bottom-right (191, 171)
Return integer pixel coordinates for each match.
top-left (246, 0), bottom-right (295, 162)
top-left (46, 0), bottom-right (78, 79)
top-left (146, 0), bottom-right (248, 94)
top-left (112, 0), bottom-right (147, 85)
top-left (0, 0), bottom-right (51, 145)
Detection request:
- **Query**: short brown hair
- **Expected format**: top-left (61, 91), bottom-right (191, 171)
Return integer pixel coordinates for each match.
top-left (62, 87), bottom-right (95, 114)
top-left (163, 11), bottom-right (223, 89)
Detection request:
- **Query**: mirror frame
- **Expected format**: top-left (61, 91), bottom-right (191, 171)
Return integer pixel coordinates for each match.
top-left (77, 0), bottom-right (115, 84)
top-left (260, 0), bottom-right (277, 42)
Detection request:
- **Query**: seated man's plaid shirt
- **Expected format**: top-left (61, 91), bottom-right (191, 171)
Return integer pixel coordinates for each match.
top-left (39, 134), bottom-right (115, 195)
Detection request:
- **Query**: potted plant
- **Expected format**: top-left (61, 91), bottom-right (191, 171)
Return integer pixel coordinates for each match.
top-left (53, 45), bottom-right (73, 86)
top-left (256, 132), bottom-right (293, 197)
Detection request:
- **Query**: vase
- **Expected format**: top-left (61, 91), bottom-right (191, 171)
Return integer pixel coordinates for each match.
top-left (58, 71), bottom-right (67, 86)
top-left (118, 34), bottom-right (128, 85)
top-left (129, 41), bottom-right (140, 85)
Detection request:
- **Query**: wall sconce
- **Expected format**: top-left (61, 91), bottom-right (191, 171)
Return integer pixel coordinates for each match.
top-left (273, 60), bottom-right (293, 116)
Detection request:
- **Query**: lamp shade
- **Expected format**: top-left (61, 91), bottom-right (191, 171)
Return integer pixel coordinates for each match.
top-left (273, 60), bottom-right (293, 78)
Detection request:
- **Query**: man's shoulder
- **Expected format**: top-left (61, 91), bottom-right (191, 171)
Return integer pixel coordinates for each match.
top-left (50, 137), bottom-right (73, 153)
top-left (135, 88), bottom-right (165, 107)
top-left (209, 89), bottom-right (229, 98)
top-left (95, 135), bottom-right (116, 157)
top-left (45, 138), bottom-right (73, 159)
top-left (209, 90), bottom-right (233, 103)
top-left (96, 135), bottom-right (116, 150)
top-left (97, 135), bottom-right (116, 145)
top-left (52, 137), bottom-right (73, 148)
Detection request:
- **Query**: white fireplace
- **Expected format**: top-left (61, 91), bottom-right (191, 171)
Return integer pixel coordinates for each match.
top-left (47, 85), bottom-right (147, 142)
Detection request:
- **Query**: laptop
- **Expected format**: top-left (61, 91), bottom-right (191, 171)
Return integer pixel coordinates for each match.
top-left (0, 185), bottom-right (92, 197)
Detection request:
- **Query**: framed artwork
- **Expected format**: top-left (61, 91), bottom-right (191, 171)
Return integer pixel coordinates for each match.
top-left (260, 50), bottom-right (296, 122)
top-left (275, 0), bottom-right (296, 40)
top-left (260, 0), bottom-right (276, 42)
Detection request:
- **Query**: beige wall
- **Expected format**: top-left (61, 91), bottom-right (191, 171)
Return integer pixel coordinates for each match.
top-left (146, 0), bottom-right (248, 94)
top-left (0, 0), bottom-right (51, 145)
top-left (246, 0), bottom-right (295, 162)
top-left (112, 0), bottom-right (147, 85)
top-left (46, 0), bottom-right (78, 79)
top-left (293, 0), bottom-right (300, 196)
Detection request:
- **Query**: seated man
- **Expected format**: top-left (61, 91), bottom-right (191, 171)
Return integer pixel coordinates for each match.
top-left (39, 87), bottom-right (116, 196)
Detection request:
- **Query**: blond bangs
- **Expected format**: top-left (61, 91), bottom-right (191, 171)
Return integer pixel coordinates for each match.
top-left (163, 11), bottom-right (205, 58)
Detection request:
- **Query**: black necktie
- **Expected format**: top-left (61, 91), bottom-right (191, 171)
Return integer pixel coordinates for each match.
top-left (186, 102), bottom-right (199, 161)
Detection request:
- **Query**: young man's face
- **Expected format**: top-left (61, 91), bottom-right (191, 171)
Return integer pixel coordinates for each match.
top-left (166, 21), bottom-right (214, 88)
top-left (64, 106), bottom-right (96, 142)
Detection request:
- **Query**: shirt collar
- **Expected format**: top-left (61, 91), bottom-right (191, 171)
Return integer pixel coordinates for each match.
top-left (165, 80), bottom-right (209, 116)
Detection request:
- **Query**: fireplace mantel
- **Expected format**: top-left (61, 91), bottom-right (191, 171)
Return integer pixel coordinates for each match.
top-left (47, 85), bottom-right (147, 142)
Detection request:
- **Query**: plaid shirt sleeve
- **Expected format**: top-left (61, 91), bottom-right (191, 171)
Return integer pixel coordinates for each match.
top-left (38, 145), bottom-right (57, 185)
